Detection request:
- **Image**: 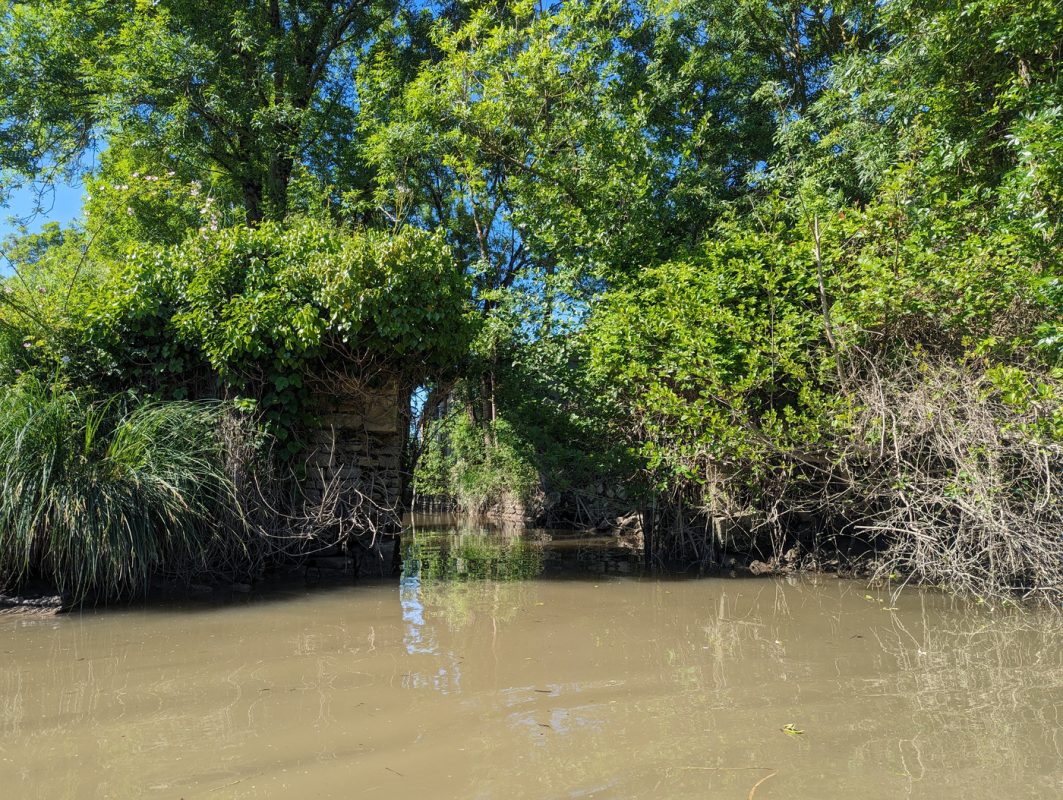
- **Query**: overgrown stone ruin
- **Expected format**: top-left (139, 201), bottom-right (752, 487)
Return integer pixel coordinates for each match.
top-left (302, 374), bottom-right (407, 577)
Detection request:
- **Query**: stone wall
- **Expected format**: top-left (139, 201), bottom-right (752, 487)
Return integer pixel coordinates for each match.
top-left (302, 376), bottom-right (406, 577)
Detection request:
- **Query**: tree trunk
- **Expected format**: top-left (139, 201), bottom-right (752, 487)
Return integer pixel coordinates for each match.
top-left (267, 153), bottom-right (293, 220)
top-left (243, 179), bottom-right (265, 225)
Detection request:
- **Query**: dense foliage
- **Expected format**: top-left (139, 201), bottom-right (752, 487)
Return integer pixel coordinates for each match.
top-left (89, 220), bottom-right (473, 445)
top-left (0, 0), bottom-right (396, 223)
top-left (1, 0), bottom-right (1061, 600)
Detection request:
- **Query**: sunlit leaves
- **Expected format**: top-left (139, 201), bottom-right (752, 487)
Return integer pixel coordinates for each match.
top-left (91, 219), bottom-right (476, 442)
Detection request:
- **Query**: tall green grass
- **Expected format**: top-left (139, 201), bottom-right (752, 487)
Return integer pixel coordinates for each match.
top-left (0, 377), bottom-right (238, 603)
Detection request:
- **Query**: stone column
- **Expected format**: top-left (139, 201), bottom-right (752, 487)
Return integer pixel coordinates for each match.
top-left (303, 376), bottom-right (406, 576)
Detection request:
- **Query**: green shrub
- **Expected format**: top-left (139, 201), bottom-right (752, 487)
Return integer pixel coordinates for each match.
top-left (416, 411), bottom-right (541, 515)
top-left (86, 218), bottom-right (476, 451)
top-left (588, 221), bottom-right (836, 501)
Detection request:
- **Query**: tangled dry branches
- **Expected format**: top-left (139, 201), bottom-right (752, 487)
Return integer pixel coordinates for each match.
top-left (654, 358), bottom-right (1063, 602)
top-left (848, 360), bottom-right (1063, 601)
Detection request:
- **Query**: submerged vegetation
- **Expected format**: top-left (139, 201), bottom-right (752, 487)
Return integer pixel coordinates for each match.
top-left (0, 0), bottom-right (1060, 602)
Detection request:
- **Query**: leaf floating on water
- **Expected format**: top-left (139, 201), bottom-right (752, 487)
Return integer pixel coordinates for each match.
top-left (781, 723), bottom-right (804, 736)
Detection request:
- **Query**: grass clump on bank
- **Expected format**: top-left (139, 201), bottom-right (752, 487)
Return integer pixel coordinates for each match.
top-left (0, 377), bottom-right (240, 603)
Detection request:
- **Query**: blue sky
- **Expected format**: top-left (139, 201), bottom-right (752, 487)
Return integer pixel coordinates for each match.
top-left (0, 180), bottom-right (84, 275)
top-left (2, 181), bottom-right (84, 235)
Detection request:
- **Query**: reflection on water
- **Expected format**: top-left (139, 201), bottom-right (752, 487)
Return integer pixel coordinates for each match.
top-left (401, 514), bottom-right (642, 583)
top-left (403, 523), bottom-right (545, 584)
top-left (1, 521), bottom-right (1062, 799)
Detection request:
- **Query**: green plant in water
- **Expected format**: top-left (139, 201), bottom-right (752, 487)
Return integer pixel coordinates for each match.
top-left (0, 376), bottom-right (239, 603)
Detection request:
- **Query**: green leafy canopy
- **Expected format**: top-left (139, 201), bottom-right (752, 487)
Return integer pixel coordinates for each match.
top-left (90, 218), bottom-right (477, 443)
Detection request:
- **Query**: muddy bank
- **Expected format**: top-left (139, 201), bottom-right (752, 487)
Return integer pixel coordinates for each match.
top-left (0, 592), bottom-right (64, 615)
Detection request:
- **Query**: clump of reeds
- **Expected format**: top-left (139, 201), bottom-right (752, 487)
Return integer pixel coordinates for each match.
top-left (0, 376), bottom-right (239, 603)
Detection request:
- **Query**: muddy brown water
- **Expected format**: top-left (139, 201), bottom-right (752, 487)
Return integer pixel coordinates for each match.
top-left (2, 520), bottom-right (1062, 799)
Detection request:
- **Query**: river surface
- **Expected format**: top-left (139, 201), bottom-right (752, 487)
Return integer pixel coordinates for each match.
top-left (2, 518), bottom-right (1062, 799)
